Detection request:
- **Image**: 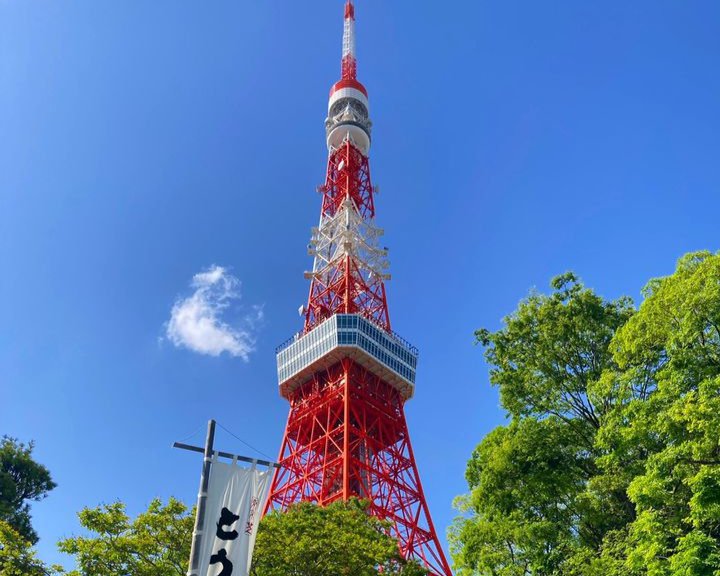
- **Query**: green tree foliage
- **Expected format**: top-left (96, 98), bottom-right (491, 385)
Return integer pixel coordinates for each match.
top-left (452, 253), bottom-right (720, 575)
top-left (607, 251), bottom-right (720, 574)
top-left (58, 496), bottom-right (426, 576)
top-left (0, 520), bottom-right (59, 576)
top-left (451, 273), bottom-right (633, 575)
top-left (251, 499), bottom-right (428, 576)
top-left (0, 437), bottom-right (57, 545)
top-left (58, 498), bottom-right (193, 576)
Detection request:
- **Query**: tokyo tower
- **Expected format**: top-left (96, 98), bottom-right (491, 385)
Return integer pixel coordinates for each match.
top-left (266, 2), bottom-right (452, 574)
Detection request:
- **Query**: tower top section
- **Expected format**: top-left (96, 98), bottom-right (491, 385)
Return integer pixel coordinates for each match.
top-left (330, 1), bottom-right (367, 99)
top-left (341, 1), bottom-right (357, 81)
top-left (326, 1), bottom-right (372, 154)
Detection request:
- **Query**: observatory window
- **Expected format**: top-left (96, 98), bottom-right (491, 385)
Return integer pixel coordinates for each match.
top-left (277, 314), bottom-right (417, 388)
top-left (330, 98), bottom-right (368, 120)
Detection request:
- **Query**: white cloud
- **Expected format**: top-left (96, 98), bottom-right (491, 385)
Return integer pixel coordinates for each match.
top-left (165, 265), bottom-right (261, 360)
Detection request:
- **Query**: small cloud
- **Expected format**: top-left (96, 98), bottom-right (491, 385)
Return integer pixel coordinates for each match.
top-left (165, 265), bottom-right (261, 360)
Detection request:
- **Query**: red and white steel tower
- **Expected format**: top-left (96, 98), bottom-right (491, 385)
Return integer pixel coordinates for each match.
top-left (266, 3), bottom-right (452, 574)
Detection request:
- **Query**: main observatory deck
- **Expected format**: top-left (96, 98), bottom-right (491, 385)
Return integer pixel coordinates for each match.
top-left (276, 314), bottom-right (418, 400)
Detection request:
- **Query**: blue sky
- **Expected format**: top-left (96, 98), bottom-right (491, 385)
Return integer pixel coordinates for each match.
top-left (1, 0), bottom-right (719, 569)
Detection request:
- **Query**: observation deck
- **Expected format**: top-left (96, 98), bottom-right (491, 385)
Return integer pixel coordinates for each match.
top-left (276, 314), bottom-right (418, 400)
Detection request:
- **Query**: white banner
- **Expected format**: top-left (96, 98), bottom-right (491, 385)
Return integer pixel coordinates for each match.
top-left (196, 459), bottom-right (272, 576)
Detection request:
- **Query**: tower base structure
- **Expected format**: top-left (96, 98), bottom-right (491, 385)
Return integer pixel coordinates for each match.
top-left (267, 360), bottom-right (450, 575)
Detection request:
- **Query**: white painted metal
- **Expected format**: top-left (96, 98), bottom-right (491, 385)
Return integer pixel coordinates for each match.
top-left (328, 87), bottom-right (369, 111)
top-left (307, 193), bottom-right (389, 284)
top-left (342, 10), bottom-right (355, 60)
top-left (326, 95), bottom-right (372, 153)
top-left (327, 124), bottom-right (370, 155)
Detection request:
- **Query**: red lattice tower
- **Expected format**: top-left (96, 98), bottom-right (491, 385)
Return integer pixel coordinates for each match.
top-left (266, 3), bottom-right (452, 575)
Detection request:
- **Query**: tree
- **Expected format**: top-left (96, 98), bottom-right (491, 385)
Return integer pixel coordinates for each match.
top-left (0, 436), bottom-right (57, 545)
top-left (59, 496), bottom-right (426, 576)
top-left (452, 253), bottom-right (720, 575)
top-left (58, 498), bottom-right (193, 576)
top-left (0, 520), bottom-right (59, 576)
top-left (450, 273), bottom-right (636, 574)
top-left (251, 499), bottom-right (428, 576)
top-left (451, 273), bottom-right (633, 574)
top-left (603, 251), bottom-right (720, 574)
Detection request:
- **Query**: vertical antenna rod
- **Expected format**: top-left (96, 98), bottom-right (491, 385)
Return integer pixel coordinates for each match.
top-left (341, 1), bottom-right (357, 80)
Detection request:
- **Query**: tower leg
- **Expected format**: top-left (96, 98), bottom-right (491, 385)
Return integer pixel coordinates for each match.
top-left (265, 360), bottom-right (452, 576)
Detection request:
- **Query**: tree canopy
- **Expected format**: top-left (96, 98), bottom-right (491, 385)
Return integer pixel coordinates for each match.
top-left (58, 497), bottom-right (193, 576)
top-left (56, 496), bottom-right (427, 576)
top-left (252, 499), bottom-right (428, 576)
top-left (0, 520), bottom-right (58, 576)
top-left (452, 252), bottom-right (720, 575)
top-left (0, 436), bottom-right (56, 545)
top-left (608, 251), bottom-right (720, 574)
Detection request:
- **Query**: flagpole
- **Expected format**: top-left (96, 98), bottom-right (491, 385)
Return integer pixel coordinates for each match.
top-left (187, 419), bottom-right (216, 576)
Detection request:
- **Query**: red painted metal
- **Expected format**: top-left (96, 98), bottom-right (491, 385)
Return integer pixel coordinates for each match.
top-left (341, 55), bottom-right (357, 81)
top-left (267, 361), bottom-right (452, 576)
top-left (265, 3), bottom-right (453, 576)
top-left (330, 77), bottom-right (368, 97)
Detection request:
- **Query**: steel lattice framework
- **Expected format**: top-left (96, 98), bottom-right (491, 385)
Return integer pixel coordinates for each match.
top-left (265, 3), bottom-right (452, 575)
top-left (304, 139), bottom-right (390, 333)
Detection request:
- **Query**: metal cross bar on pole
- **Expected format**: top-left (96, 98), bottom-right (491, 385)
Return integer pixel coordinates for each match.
top-left (173, 442), bottom-right (281, 470)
